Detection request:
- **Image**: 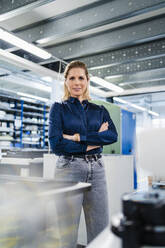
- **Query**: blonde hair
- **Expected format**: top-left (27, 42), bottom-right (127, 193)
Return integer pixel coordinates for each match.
top-left (63, 60), bottom-right (91, 101)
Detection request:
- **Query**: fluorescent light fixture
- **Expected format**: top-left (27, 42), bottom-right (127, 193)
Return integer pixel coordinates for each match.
top-left (113, 97), bottom-right (159, 116)
top-left (0, 28), bottom-right (52, 60)
top-left (41, 76), bottom-right (53, 82)
top-left (90, 76), bottom-right (124, 93)
top-left (129, 103), bottom-right (146, 112)
top-left (114, 97), bottom-right (146, 111)
top-left (17, 92), bottom-right (49, 102)
top-left (105, 75), bottom-right (123, 80)
top-left (89, 64), bottom-right (113, 70)
top-left (148, 110), bottom-right (159, 117)
top-left (113, 97), bottom-right (128, 104)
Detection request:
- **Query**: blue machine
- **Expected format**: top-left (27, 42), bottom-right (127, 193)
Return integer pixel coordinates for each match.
top-left (121, 109), bottom-right (137, 189)
top-left (121, 109), bottom-right (136, 155)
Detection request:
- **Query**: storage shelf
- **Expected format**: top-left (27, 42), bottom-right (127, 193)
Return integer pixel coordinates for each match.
top-left (0, 127), bottom-right (13, 132)
top-left (0, 92), bottom-right (49, 149)
top-left (22, 105), bottom-right (43, 112)
top-left (0, 107), bottom-right (22, 114)
top-left (23, 112), bottom-right (45, 118)
top-left (23, 121), bottom-right (46, 126)
top-left (0, 118), bottom-right (14, 122)
top-left (22, 141), bottom-right (40, 145)
top-left (17, 104), bottom-right (49, 113)
top-left (22, 128), bottom-right (39, 131)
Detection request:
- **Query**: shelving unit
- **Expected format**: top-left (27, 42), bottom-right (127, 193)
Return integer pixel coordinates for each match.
top-left (0, 93), bottom-right (49, 149)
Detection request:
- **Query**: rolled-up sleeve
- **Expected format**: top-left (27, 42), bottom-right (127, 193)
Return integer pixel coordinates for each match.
top-left (48, 102), bottom-right (87, 154)
top-left (80, 105), bottom-right (118, 146)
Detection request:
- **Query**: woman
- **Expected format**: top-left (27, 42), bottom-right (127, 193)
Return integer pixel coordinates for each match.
top-left (49, 61), bottom-right (118, 247)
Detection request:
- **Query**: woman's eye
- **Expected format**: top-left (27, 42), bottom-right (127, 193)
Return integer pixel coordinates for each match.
top-left (79, 77), bottom-right (84, 80)
top-left (69, 77), bottom-right (74, 80)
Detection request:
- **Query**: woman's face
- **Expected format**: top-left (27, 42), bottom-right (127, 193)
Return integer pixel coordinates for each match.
top-left (65, 67), bottom-right (89, 100)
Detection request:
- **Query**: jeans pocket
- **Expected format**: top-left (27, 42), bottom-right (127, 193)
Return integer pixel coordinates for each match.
top-left (97, 158), bottom-right (104, 168)
top-left (56, 157), bottom-right (71, 169)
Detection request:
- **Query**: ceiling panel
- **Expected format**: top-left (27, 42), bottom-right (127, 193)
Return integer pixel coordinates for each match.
top-left (0, 0), bottom-right (101, 30)
top-left (0, 0), bottom-right (164, 116)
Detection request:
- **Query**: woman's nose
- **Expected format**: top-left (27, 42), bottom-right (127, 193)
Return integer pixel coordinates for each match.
top-left (74, 79), bottom-right (80, 84)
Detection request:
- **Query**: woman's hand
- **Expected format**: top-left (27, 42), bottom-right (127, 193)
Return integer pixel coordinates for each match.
top-left (63, 134), bottom-right (73, 140)
top-left (86, 145), bottom-right (100, 151)
top-left (63, 133), bottom-right (80, 142)
top-left (63, 134), bottom-right (100, 151)
top-left (99, 122), bottom-right (109, 132)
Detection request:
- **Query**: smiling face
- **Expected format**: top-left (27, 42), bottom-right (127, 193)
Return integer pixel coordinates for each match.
top-left (65, 67), bottom-right (89, 101)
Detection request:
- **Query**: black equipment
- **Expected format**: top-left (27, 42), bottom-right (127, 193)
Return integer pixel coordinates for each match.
top-left (111, 190), bottom-right (165, 248)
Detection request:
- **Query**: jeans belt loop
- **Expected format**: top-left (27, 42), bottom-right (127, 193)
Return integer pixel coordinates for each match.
top-left (85, 155), bottom-right (89, 162)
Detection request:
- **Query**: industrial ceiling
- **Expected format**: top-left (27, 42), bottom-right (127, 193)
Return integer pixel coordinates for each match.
top-left (0, 0), bottom-right (165, 117)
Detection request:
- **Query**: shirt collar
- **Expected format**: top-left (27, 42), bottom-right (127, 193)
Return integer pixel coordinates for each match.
top-left (68, 97), bottom-right (88, 105)
top-left (68, 96), bottom-right (76, 103)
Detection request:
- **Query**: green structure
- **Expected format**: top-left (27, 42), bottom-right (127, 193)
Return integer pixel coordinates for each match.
top-left (91, 100), bottom-right (121, 154)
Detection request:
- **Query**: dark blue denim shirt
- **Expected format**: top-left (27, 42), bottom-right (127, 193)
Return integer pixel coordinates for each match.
top-left (48, 97), bottom-right (118, 156)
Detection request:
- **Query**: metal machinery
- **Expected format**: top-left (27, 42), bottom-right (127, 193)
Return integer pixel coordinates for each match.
top-left (0, 174), bottom-right (91, 248)
top-left (111, 190), bottom-right (165, 248)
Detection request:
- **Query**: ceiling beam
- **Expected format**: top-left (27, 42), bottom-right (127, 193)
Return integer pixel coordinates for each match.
top-left (3, 1), bottom-right (165, 51)
top-left (5, 14), bottom-right (165, 66)
top-left (44, 15), bottom-right (165, 60)
top-left (89, 55), bottom-right (165, 79)
top-left (36, 3), bottom-right (165, 47)
top-left (106, 68), bottom-right (165, 87)
top-left (1, 0), bottom-right (103, 31)
top-left (0, 0), bottom-right (54, 21)
top-left (75, 39), bottom-right (165, 69)
top-left (13, 1), bottom-right (164, 44)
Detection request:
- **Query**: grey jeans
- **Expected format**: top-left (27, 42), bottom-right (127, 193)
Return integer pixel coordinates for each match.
top-left (54, 155), bottom-right (109, 248)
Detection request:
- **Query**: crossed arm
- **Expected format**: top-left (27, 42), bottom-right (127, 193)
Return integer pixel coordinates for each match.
top-left (63, 122), bottom-right (109, 151)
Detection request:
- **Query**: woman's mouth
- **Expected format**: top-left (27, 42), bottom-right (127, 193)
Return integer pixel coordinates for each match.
top-left (73, 88), bottom-right (81, 91)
